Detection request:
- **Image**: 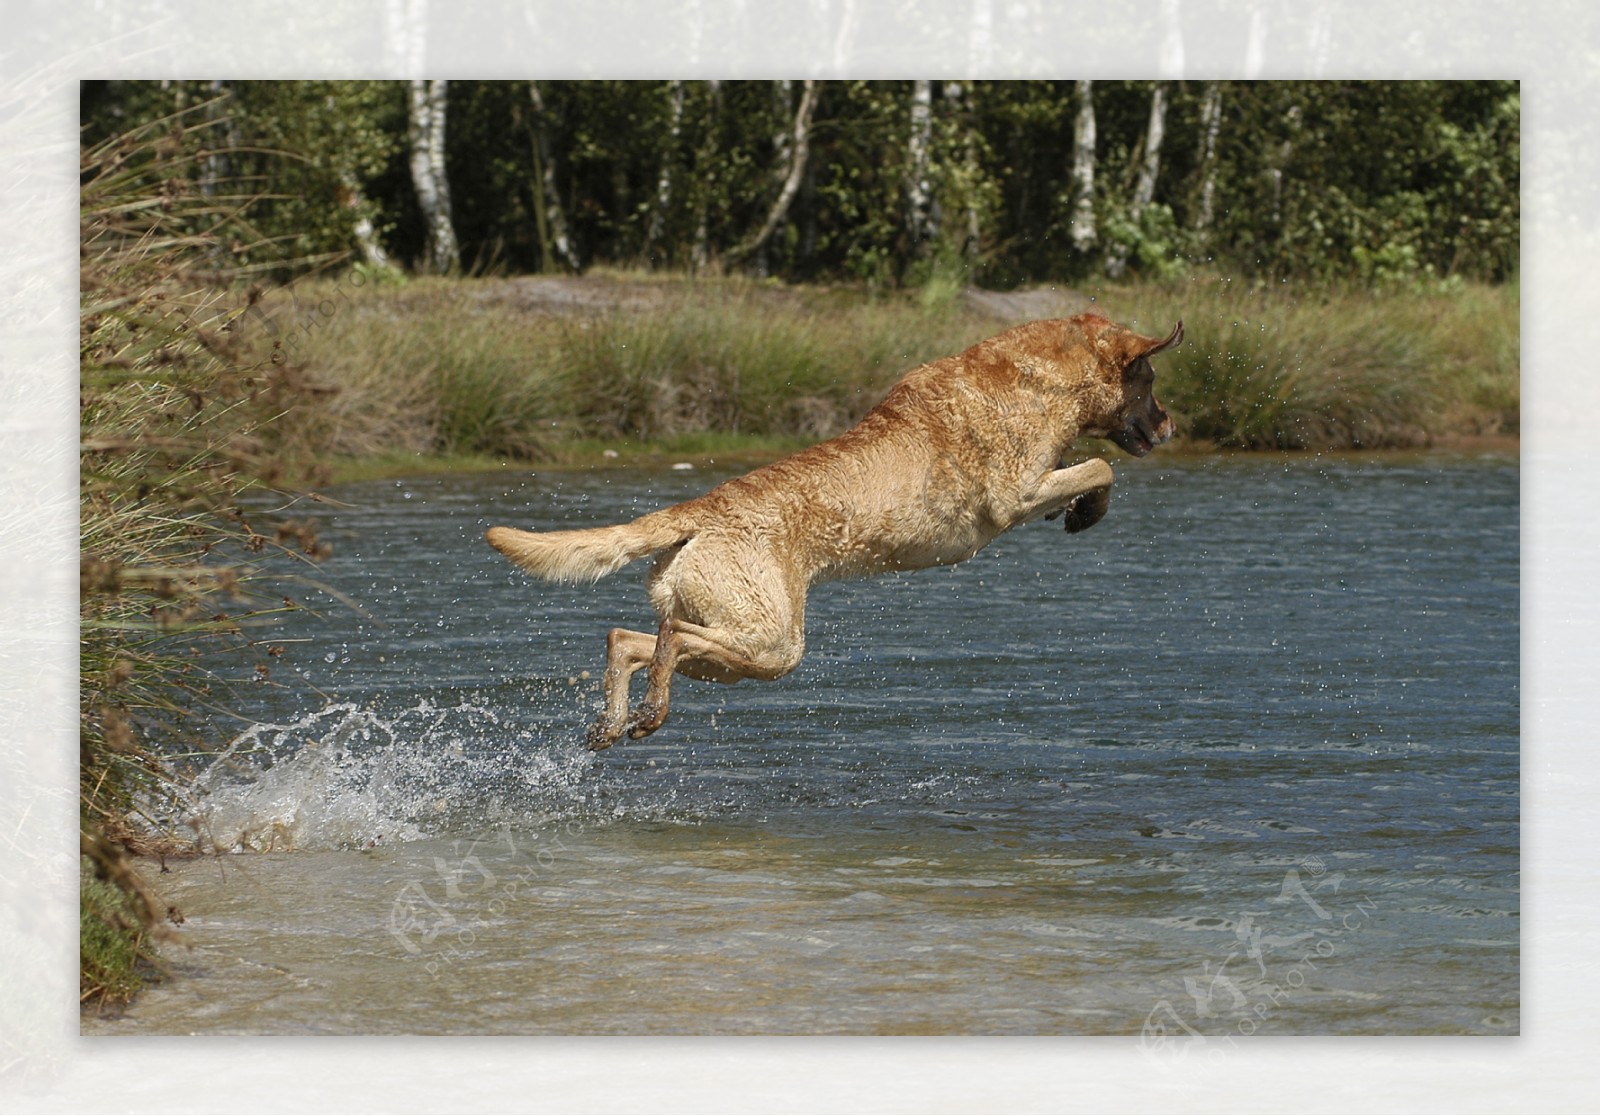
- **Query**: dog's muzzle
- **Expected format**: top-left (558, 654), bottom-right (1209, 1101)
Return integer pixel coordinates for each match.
top-left (1110, 413), bottom-right (1173, 457)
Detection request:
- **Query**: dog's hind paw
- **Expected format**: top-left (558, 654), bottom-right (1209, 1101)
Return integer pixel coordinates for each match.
top-left (626, 701), bottom-right (666, 740)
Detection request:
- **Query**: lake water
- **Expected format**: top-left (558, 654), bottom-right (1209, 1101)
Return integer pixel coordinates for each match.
top-left (85, 451), bottom-right (1519, 1038)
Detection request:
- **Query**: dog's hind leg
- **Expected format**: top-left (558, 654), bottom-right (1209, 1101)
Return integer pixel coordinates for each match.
top-left (627, 618), bottom-right (804, 740)
top-left (587, 627), bottom-right (658, 750)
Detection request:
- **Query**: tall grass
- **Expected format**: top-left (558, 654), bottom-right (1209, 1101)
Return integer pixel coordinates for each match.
top-left (275, 275), bottom-right (1005, 463)
top-left (558, 287), bottom-right (992, 441)
top-left (281, 272), bottom-right (1517, 464)
top-left (80, 107), bottom-right (331, 1004)
top-left (1114, 279), bottom-right (1518, 449)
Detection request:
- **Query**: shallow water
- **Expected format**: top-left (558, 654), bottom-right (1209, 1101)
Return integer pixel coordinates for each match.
top-left (86, 451), bottom-right (1519, 1037)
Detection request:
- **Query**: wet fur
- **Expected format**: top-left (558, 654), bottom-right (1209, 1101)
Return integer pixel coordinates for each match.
top-left (486, 312), bottom-right (1182, 749)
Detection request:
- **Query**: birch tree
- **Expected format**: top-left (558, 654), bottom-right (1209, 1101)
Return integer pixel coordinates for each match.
top-left (407, 78), bottom-right (458, 274)
top-left (754, 79), bottom-right (795, 276)
top-left (527, 81), bottom-right (581, 272)
top-left (1068, 79), bottom-right (1097, 253)
top-left (944, 80), bottom-right (982, 260)
top-left (82, 78), bottom-right (1520, 291)
top-left (727, 79), bottom-right (821, 271)
top-left (1159, 0), bottom-right (1184, 75)
top-left (1192, 81), bottom-right (1224, 232)
top-left (906, 79), bottom-right (936, 258)
top-left (1135, 82), bottom-right (1170, 208)
top-left (1106, 81), bottom-right (1168, 278)
top-left (645, 80), bottom-right (686, 263)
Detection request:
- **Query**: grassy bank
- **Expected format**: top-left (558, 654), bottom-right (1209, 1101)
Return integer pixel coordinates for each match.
top-left (79, 109), bottom-right (335, 1006)
top-left (265, 270), bottom-right (1517, 480)
top-left (79, 857), bottom-right (162, 1007)
top-left (1112, 278), bottom-right (1518, 449)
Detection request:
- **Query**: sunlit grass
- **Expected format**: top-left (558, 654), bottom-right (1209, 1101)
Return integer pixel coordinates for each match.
top-left (282, 270), bottom-right (1516, 466)
top-left (282, 273), bottom-right (1006, 465)
top-left (1113, 277), bottom-right (1518, 448)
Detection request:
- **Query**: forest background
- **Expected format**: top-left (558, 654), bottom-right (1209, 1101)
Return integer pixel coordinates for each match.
top-left (81, 79), bottom-right (1518, 291)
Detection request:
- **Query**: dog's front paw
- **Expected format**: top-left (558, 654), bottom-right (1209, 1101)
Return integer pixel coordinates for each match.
top-left (1060, 487), bottom-right (1111, 534)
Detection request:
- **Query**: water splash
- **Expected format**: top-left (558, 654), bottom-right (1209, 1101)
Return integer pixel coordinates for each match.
top-left (171, 699), bottom-right (597, 852)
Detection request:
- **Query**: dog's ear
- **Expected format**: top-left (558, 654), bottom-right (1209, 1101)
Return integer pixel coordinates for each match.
top-left (1092, 319), bottom-right (1184, 371)
top-left (1127, 320), bottom-right (1183, 363)
top-left (1147, 320), bottom-right (1184, 355)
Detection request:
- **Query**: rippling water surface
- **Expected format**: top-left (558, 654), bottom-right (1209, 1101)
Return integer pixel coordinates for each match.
top-left (86, 451), bottom-right (1519, 1037)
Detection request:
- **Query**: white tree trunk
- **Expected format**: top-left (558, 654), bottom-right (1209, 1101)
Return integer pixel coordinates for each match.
top-left (1069, 79), bottom-right (1097, 253)
top-left (945, 80), bottom-right (982, 259)
top-left (385, 0), bottom-right (427, 73)
top-left (772, 79), bottom-right (794, 169)
top-left (1192, 81), bottom-right (1223, 231)
top-left (830, 0), bottom-right (859, 71)
top-left (1106, 81), bottom-right (1168, 279)
top-left (1245, 0), bottom-right (1266, 77)
top-left (728, 79), bottom-right (821, 270)
top-left (527, 81), bottom-right (581, 272)
top-left (751, 79), bottom-right (793, 276)
top-left (646, 79), bottom-right (685, 261)
top-left (1132, 81), bottom-right (1167, 212)
top-left (407, 78), bottom-right (458, 274)
top-left (906, 79), bottom-right (936, 256)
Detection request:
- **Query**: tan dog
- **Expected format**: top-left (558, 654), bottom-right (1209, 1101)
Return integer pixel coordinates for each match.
top-left (487, 312), bottom-right (1182, 749)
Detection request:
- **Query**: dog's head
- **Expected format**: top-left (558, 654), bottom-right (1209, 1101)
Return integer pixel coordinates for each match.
top-left (1080, 316), bottom-right (1183, 457)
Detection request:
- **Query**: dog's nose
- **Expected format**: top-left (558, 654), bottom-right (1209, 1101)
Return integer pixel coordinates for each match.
top-left (1152, 402), bottom-right (1174, 442)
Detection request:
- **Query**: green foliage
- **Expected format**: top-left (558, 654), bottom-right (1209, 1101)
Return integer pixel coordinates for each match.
top-left (81, 79), bottom-right (1519, 291)
top-left (1100, 202), bottom-right (1187, 283)
top-left (1213, 81), bottom-right (1520, 286)
top-left (806, 82), bottom-right (916, 285)
top-left (81, 80), bottom-right (402, 274)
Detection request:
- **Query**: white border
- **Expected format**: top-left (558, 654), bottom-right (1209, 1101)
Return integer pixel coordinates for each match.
top-left (5, 0), bottom-right (1596, 1111)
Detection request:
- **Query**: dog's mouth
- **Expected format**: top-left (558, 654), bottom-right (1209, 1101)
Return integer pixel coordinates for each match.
top-left (1109, 417), bottom-right (1166, 457)
top-left (1110, 428), bottom-right (1154, 457)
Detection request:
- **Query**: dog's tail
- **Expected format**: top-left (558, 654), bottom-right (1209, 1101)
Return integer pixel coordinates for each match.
top-left (484, 509), bottom-right (690, 584)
